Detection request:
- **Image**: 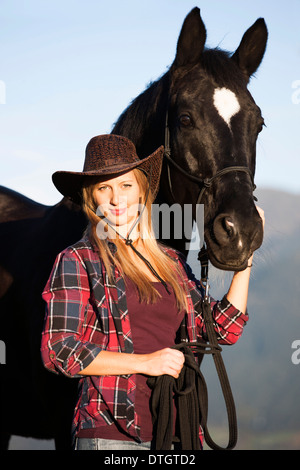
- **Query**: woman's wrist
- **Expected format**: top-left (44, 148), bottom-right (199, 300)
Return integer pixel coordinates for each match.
top-left (227, 253), bottom-right (253, 312)
top-left (247, 253), bottom-right (254, 269)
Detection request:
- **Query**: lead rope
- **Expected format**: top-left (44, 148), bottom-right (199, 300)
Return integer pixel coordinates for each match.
top-left (148, 245), bottom-right (238, 450)
top-left (197, 243), bottom-right (238, 450)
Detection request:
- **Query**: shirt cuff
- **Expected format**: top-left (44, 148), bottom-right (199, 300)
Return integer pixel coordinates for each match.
top-left (218, 295), bottom-right (249, 324)
top-left (42, 341), bottom-right (103, 379)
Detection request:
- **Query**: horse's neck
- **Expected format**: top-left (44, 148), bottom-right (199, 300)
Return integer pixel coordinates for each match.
top-left (112, 73), bottom-right (169, 156)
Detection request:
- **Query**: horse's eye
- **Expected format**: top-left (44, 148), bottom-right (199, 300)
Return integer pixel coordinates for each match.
top-left (179, 114), bottom-right (192, 127)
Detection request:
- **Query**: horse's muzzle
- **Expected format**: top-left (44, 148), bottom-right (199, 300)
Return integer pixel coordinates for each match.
top-left (206, 211), bottom-right (263, 271)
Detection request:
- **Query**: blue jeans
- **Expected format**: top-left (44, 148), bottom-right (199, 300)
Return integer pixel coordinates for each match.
top-left (74, 438), bottom-right (152, 450)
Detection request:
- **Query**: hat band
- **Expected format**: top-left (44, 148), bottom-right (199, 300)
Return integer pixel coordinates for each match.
top-left (83, 160), bottom-right (139, 173)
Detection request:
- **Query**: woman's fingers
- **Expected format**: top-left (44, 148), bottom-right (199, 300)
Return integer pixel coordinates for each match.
top-left (256, 205), bottom-right (265, 229)
top-left (144, 348), bottom-right (185, 378)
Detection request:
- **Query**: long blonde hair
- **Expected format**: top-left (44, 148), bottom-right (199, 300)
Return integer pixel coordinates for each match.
top-left (82, 169), bottom-right (188, 311)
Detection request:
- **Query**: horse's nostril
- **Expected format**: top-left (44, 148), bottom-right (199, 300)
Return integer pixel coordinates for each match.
top-left (222, 216), bottom-right (235, 237)
top-left (213, 214), bottom-right (236, 244)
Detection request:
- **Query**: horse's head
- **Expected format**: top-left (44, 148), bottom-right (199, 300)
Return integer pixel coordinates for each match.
top-left (167, 8), bottom-right (268, 270)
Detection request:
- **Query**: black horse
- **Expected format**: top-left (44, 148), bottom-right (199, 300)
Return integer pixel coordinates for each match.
top-left (0, 8), bottom-right (267, 449)
top-left (113, 8), bottom-right (267, 269)
top-left (0, 189), bottom-right (86, 449)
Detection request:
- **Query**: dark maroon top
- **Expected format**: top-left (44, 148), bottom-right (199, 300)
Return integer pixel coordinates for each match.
top-left (79, 276), bottom-right (184, 442)
top-left (126, 277), bottom-right (184, 441)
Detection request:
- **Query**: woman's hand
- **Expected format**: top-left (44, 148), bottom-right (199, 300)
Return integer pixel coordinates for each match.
top-left (256, 205), bottom-right (265, 231)
top-left (247, 205), bottom-right (265, 267)
top-left (226, 205), bottom-right (265, 313)
top-left (141, 348), bottom-right (185, 379)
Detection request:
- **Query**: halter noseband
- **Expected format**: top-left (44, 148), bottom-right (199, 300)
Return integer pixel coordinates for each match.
top-left (164, 114), bottom-right (257, 205)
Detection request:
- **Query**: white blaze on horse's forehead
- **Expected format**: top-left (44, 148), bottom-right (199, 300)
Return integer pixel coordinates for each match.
top-left (213, 87), bottom-right (240, 127)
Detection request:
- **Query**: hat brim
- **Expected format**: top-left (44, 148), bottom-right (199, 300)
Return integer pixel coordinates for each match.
top-left (52, 145), bottom-right (164, 205)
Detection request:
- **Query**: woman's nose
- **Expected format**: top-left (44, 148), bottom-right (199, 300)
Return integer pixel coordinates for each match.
top-left (110, 190), bottom-right (127, 207)
top-left (110, 189), bottom-right (120, 206)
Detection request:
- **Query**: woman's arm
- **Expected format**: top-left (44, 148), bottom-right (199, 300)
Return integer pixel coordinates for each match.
top-left (42, 248), bottom-right (185, 379)
top-left (78, 347), bottom-right (185, 378)
top-left (226, 206), bottom-right (265, 314)
top-left (226, 256), bottom-right (253, 313)
top-left (41, 249), bottom-right (105, 378)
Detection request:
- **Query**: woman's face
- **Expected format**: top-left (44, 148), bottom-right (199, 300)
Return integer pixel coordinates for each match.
top-left (92, 170), bottom-right (142, 229)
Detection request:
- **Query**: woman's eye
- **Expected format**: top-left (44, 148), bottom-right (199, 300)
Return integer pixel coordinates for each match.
top-left (179, 114), bottom-right (192, 127)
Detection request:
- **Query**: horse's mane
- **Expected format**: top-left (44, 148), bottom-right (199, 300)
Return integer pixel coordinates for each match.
top-left (112, 72), bottom-right (170, 155)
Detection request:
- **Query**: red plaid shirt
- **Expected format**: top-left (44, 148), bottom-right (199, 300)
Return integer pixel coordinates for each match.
top-left (41, 236), bottom-right (248, 442)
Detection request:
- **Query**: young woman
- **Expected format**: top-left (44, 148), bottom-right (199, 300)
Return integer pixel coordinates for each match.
top-left (41, 134), bottom-right (264, 450)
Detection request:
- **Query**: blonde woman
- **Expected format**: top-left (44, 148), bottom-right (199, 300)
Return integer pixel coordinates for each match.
top-left (41, 134), bottom-right (263, 450)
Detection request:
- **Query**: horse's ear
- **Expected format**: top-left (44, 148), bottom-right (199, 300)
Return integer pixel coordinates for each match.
top-left (172, 7), bottom-right (206, 69)
top-left (232, 18), bottom-right (268, 80)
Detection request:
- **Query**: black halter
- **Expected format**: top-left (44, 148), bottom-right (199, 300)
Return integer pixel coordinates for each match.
top-left (163, 113), bottom-right (257, 205)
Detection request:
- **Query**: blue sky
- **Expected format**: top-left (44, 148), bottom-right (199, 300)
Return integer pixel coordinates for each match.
top-left (1, 0), bottom-right (299, 205)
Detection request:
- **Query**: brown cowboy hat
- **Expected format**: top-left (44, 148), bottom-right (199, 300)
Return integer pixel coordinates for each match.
top-left (52, 134), bottom-right (164, 205)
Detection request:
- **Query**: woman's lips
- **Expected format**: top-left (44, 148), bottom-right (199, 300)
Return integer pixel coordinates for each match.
top-left (109, 207), bottom-right (127, 216)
